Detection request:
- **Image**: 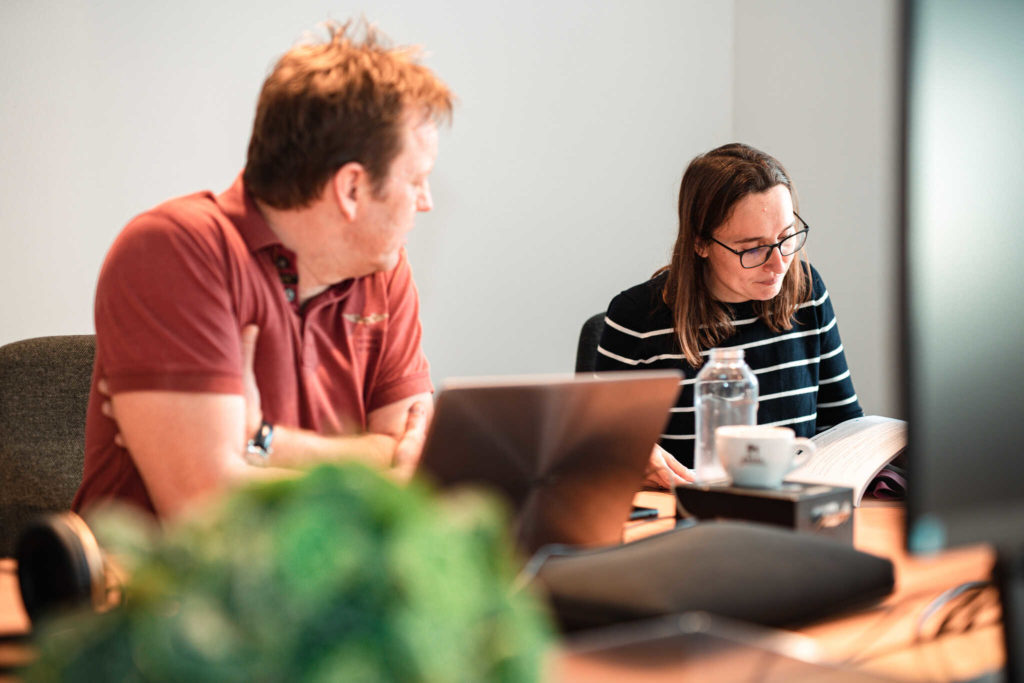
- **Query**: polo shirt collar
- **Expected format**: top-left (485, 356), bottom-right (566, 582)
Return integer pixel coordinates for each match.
top-left (216, 174), bottom-right (280, 253)
top-left (216, 173), bottom-right (357, 307)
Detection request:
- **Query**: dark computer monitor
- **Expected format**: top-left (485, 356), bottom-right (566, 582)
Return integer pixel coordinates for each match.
top-left (900, 0), bottom-right (1024, 679)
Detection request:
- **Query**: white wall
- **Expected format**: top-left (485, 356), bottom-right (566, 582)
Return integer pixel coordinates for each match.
top-left (0, 1), bottom-right (898, 414)
top-left (0, 0), bottom-right (733, 382)
top-left (733, 0), bottom-right (901, 416)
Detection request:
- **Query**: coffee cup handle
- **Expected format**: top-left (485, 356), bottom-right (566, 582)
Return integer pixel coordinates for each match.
top-left (789, 438), bottom-right (816, 471)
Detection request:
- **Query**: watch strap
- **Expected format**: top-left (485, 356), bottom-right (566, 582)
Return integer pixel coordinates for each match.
top-left (245, 420), bottom-right (274, 467)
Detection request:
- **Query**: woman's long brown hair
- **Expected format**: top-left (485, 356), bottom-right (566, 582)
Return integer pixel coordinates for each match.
top-left (663, 143), bottom-right (810, 368)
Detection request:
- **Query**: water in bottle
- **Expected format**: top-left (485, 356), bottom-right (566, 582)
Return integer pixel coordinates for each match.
top-left (694, 348), bottom-right (758, 483)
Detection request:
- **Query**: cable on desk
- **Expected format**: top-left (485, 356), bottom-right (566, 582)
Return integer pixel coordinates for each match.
top-left (914, 580), bottom-right (992, 643)
top-left (923, 585), bottom-right (1002, 683)
top-left (838, 583), bottom-right (1002, 677)
top-left (836, 593), bottom-right (928, 666)
top-left (934, 584), bottom-right (995, 638)
top-left (834, 579), bottom-right (1001, 678)
top-left (836, 579), bottom-right (988, 669)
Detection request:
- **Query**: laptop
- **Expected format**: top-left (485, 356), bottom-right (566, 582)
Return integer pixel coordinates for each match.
top-left (415, 370), bottom-right (682, 556)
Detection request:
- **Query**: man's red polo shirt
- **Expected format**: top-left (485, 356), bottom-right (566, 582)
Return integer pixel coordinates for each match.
top-left (73, 177), bottom-right (433, 515)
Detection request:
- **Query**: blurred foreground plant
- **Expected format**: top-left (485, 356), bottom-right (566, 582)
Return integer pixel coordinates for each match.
top-left (26, 464), bottom-right (553, 682)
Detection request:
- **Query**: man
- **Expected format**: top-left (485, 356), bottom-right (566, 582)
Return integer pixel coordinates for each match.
top-left (73, 21), bottom-right (453, 518)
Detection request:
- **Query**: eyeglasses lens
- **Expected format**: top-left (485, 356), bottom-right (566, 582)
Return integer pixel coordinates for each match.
top-left (780, 230), bottom-right (807, 256)
top-left (739, 230), bottom-right (807, 268)
top-left (740, 247), bottom-right (771, 268)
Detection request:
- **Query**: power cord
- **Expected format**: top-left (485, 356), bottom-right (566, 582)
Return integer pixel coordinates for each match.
top-left (914, 580), bottom-right (994, 643)
top-left (837, 580), bottom-right (999, 670)
top-left (837, 590), bottom-right (931, 666)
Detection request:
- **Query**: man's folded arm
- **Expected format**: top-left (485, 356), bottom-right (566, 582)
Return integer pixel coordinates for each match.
top-left (111, 390), bottom-right (267, 518)
top-left (261, 391), bottom-right (432, 470)
top-left (111, 390), bottom-right (433, 518)
top-left (367, 392), bottom-right (434, 476)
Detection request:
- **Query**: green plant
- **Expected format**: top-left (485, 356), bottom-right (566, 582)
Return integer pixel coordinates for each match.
top-left (27, 464), bottom-right (554, 682)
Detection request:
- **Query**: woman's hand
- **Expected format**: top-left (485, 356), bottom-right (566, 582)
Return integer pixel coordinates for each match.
top-left (645, 444), bottom-right (695, 489)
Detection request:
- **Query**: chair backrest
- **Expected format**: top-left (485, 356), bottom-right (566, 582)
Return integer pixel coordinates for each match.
top-left (574, 312), bottom-right (606, 373)
top-left (0, 335), bottom-right (95, 556)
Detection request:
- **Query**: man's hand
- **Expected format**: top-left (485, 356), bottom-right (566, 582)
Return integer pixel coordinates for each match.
top-left (98, 378), bottom-right (124, 447)
top-left (390, 401), bottom-right (429, 482)
top-left (238, 324), bottom-right (430, 474)
top-left (237, 324), bottom-right (433, 473)
top-left (645, 444), bottom-right (695, 489)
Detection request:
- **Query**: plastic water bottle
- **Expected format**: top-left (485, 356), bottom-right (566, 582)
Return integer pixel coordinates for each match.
top-left (694, 348), bottom-right (759, 483)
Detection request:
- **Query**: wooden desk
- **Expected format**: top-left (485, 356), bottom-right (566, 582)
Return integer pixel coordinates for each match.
top-left (603, 493), bottom-right (1002, 681)
top-left (0, 498), bottom-right (1004, 681)
top-left (0, 561), bottom-right (26, 641)
top-left (800, 501), bottom-right (1001, 681)
top-left (0, 559), bottom-right (30, 681)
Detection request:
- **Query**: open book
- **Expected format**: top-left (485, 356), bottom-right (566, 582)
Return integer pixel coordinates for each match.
top-left (787, 415), bottom-right (907, 506)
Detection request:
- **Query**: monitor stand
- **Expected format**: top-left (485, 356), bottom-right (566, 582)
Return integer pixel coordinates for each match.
top-left (994, 546), bottom-right (1023, 683)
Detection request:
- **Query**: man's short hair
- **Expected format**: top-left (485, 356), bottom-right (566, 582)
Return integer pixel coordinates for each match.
top-left (243, 20), bottom-right (453, 209)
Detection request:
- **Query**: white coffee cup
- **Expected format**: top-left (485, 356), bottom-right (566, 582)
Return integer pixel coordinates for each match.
top-left (715, 425), bottom-right (816, 489)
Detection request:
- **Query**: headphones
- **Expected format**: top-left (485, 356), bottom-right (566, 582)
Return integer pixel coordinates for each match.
top-left (15, 512), bottom-right (116, 622)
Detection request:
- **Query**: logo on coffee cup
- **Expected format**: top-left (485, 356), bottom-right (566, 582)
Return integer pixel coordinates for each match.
top-left (740, 444), bottom-right (765, 465)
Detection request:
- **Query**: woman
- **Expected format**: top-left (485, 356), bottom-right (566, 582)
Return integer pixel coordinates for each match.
top-left (596, 143), bottom-right (862, 488)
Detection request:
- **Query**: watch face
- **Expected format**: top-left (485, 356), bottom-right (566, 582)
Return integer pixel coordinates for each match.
top-left (245, 443), bottom-right (270, 467)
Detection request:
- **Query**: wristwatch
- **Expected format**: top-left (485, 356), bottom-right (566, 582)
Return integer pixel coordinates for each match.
top-left (245, 420), bottom-right (274, 467)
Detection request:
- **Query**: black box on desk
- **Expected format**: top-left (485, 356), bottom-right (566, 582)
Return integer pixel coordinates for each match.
top-left (675, 481), bottom-right (855, 544)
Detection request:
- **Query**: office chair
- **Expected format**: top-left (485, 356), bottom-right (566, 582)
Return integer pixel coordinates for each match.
top-left (0, 335), bottom-right (95, 557)
top-left (574, 312), bottom-right (606, 373)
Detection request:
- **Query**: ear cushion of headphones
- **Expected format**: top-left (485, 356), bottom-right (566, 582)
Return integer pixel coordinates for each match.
top-left (15, 513), bottom-right (98, 623)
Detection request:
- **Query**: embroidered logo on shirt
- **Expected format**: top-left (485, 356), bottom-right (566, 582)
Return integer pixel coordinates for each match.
top-left (345, 313), bottom-right (388, 355)
top-left (343, 313), bottom-right (389, 325)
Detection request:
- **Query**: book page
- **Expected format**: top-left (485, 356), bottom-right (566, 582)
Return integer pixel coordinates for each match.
top-left (787, 415), bottom-right (907, 504)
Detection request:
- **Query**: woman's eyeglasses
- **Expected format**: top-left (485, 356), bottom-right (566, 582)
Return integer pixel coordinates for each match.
top-left (710, 213), bottom-right (809, 269)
